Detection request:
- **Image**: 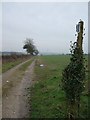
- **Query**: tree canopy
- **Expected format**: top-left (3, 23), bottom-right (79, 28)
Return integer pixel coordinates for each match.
top-left (23, 38), bottom-right (39, 55)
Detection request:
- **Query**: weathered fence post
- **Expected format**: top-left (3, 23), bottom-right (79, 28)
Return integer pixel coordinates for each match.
top-left (76, 20), bottom-right (84, 49)
top-left (76, 20), bottom-right (84, 117)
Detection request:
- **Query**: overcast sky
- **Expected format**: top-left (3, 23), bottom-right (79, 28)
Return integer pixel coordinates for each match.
top-left (2, 2), bottom-right (88, 54)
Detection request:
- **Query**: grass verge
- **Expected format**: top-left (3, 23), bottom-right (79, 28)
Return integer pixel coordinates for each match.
top-left (2, 60), bottom-right (23, 73)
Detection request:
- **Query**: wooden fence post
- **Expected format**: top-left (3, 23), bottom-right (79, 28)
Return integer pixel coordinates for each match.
top-left (76, 20), bottom-right (84, 50)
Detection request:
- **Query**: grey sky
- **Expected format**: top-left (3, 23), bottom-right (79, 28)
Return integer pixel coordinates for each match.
top-left (2, 2), bottom-right (88, 54)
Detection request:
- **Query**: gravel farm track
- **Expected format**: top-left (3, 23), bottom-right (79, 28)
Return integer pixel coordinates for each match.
top-left (2, 59), bottom-right (35, 118)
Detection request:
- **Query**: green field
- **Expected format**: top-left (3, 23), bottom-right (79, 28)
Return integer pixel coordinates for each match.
top-left (28, 55), bottom-right (89, 118)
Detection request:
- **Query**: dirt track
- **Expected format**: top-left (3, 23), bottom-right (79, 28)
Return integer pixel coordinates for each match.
top-left (2, 60), bottom-right (35, 118)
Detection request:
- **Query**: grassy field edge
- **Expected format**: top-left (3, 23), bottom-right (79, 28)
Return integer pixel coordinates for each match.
top-left (28, 55), bottom-right (88, 118)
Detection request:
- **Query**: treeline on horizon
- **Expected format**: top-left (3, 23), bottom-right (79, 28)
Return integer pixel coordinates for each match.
top-left (0, 51), bottom-right (88, 56)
